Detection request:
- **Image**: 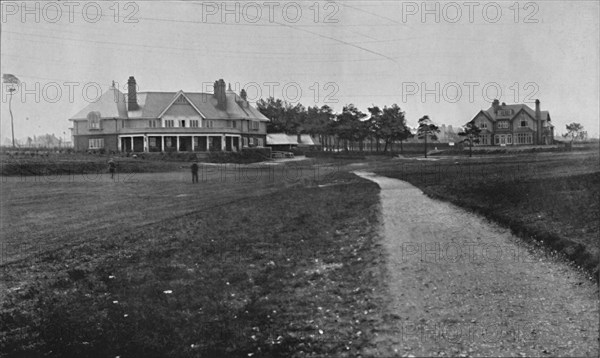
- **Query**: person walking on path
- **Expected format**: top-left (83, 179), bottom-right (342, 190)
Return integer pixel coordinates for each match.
top-left (108, 158), bottom-right (116, 179)
top-left (191, 162), bottom-right (199, 183)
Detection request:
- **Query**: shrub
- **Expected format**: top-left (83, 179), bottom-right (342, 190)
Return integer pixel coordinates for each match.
top-left (207, 148), bottom-right (271, 164)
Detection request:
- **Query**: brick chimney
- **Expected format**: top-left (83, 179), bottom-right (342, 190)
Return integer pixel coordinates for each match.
top-left (127, 76), bottom-right (139, 111)
top-left (535, 99), bottom-right (542, 144)
top-left (213, 79), bottom-right (227, 110)
top-left (240, 89), bottom-right (247, 101)
top-left (492, 99), bottom-right (500, 114)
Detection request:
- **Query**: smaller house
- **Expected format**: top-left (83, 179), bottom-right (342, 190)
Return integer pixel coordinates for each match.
top-left (266, 133), bottom-right (298, 151)
top-left (470, 99), bottom-right (554, 146)
top-left (266, 133), bottom-right (321, 151)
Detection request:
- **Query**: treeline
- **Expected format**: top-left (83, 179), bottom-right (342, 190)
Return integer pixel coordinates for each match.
top-left (256, 97), bottom-right (442, 154)
top-left (256, 97), bottom-right (412, 153)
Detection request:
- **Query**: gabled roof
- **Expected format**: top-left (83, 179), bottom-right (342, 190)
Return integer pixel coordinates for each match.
top-left (157, 90), bottom-right (206, 119)
top-left (69, 87), bottom-right (128, 120)
top-left (472, 110), bottom-right (493, 122)
top-left (480, 103), bottom-right (551, 123)
top-left (70, 87), bottom-right (270, 122)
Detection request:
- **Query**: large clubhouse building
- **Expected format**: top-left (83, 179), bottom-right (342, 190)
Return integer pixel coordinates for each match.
top-left (69, 77), bottom-right (268, 152)
top-left (471, 99), bottom-right (554, 146)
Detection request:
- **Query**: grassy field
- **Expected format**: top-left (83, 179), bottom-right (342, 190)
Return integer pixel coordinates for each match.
top-left (0, 161), bottom-right (391, 357)
top-left (1, 151), bottom-right (598, 356)
top-left (370, 151), bottom-right (600, 278)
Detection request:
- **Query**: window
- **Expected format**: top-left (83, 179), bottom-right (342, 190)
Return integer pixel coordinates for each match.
top-left (226, 120), bottom-right (237, 128)
top-left (149, 120), bottom-right (158, 128)
top-left (175, 95), bottom-right (187, 104)
top-left (520, 120), bottom-right (528, 127)
top-left (507, 134), bottom-right (512, 144)
top-left (206, 120), bottom-right (214, 128)
top-left (479, 122), bottom-right (487, 129)
top-left (87, 111), bottom-right (101, 130)
top-left (497, 121), bottom-right (509, 129)
top-left (250, 121), bottom-right (259, 131)
top-left (165, 120), bottom-right (174, 128)
top-left (190, 120), bottom-right (199, 128)
top-left (232, 120), bottom-right (237, 128)
top-left (88, 138), bottom-right (104, 149)
top-left (149, 137), bottom-right (157, 147)
top-left (516, 133), bottom-right (533, 144)
top-left (179, 120), bottom-right (186, 128)
top-left (495, 136), bottom-right (500, 145)
top-left (243, 137), bottom-right (249, 147)
top-left (257, 138), bottom-right (264, 147)
top-left (498, 109), bottom-right (513, 117)
top-left (165, 137), bottom-right (172, 147)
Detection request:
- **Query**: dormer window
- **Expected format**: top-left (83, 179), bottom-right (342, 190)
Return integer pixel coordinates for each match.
top-left (87, 111), bottom-right (101, 130)
top-left (520, 120), bottom-right (528, 127)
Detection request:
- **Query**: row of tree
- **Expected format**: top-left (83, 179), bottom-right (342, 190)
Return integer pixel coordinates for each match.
top-left (256, 97), bottom-right (587, 157)
top-left (256, 97), bottom-right (443, 155)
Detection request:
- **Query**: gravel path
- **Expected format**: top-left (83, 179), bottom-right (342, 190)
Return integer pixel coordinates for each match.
top-left (355, 171), bottom-right (599, 357)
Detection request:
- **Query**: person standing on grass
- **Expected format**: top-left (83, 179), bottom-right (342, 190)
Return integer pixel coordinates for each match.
top-left (191, 162), bottom-right (199, 183)
top-left (108, 159), bottom-right (116, 179)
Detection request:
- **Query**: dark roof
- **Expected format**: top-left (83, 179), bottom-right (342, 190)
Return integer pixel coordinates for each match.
top-left (70, 87), bottom-right (269, 121)
top-left (478, 103), bottom-right (551, 123)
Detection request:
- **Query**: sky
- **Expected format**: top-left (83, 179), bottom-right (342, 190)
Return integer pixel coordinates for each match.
top-left (1, 0), bottom-right (599, 142)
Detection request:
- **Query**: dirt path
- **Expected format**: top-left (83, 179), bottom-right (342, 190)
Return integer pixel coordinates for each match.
top-left (355, 171), bottom-right (599, 357)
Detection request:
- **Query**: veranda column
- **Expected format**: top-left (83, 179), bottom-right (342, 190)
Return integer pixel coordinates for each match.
top-left (221, 134), bottom-right (225, 151)
top-left (176, 136), bottom-right (180, 152)
top-left (206, 136), bottom-right (210, 151)
top-left (162, 136), bottom-right (165, 152)
top-left (130, 136), bottom-right (134, 152)
top-left (143, 135), bottom-right (148, 152)
top-left (117, 136), bottom-right (121, 151)
top-left (191, 136), bottom-right (195, 151)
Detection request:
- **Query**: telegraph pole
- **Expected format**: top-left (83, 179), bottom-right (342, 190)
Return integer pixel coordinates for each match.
top-left (8, 86), bottom-right (16, 147)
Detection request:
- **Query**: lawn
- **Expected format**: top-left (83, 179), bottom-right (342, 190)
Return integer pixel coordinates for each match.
top-left (371, 151), bottom-right (600, 277)
top-left (0, 161), bottom-right (387, 357)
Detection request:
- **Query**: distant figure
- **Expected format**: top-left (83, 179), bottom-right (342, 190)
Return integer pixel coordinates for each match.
top-left (108, 159), bottom-right (116, 179)
top-left (191, 162), bottom-right (199, 183)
